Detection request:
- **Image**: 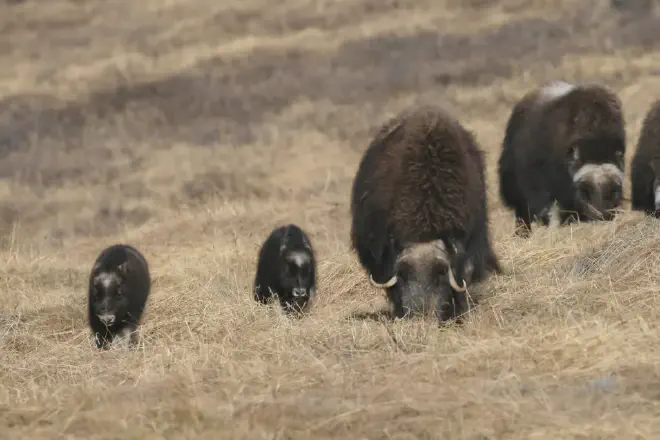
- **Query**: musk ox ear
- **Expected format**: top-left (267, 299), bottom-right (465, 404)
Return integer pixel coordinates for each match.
top-left (445, 238), bottom-right (468, 292)
top-left (117, 261), bottom-right (130, 276)
top-left (301, 235), bottom-right (313, 252)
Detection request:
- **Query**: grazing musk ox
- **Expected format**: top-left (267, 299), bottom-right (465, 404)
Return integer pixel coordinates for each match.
top-left (350, 105), bottom-right (501, 321)
top-left (253, 224), bottom-right (317, 315)
top-left (498, 81), bottom-right (626, 236)
top-left (631, 100), bottom-right (660, 218)
top-left (88, 244), bottom-right (151, 350)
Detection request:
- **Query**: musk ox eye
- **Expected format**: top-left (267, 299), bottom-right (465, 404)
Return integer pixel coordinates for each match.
top-left (578, 186), bottom-right (591, 201)
top-left (433, 265), bottom-right (448, 280)
top-left (607, 187), bottom-right (621, 202)
top-left (396, 263), bottom-right (413, 282)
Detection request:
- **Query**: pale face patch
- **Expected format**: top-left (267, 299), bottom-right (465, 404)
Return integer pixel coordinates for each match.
top-left (573, 163), bottom-right (624, 186)
top-left (654, 186), bottom-right (660, 209)
top-left (285, 251), bottom-right (310, 268)
top-left (94, 272), bottom-right (120, 289)
top-left (540, 81), bottom-right (576, 102)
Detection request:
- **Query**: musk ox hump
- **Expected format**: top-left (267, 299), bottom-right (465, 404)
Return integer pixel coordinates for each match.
top-left (539, 81), bottom-right (576, 102)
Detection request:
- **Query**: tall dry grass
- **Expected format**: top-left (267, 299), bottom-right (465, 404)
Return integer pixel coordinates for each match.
top-left (1, 0), bottom-right (660, 438)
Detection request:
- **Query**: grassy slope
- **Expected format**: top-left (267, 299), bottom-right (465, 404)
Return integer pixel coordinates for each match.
top-left (1, 0), bottom-right (660, 438)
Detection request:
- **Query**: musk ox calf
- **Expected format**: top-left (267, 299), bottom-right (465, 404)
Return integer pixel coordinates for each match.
top-left (350, 105), bottom-right (501, 322)
top-left (88, 244), bottom-right (151, 350)
top-left (253, 224), bottom-right (317, 315)
top-left (631, 100), bottom-right (660, 218)
top-left (498, 81), bottom-right (626, 237)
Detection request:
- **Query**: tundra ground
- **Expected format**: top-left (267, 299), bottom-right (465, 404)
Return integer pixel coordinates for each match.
top-left (1, 0), bottom-right (660, 438)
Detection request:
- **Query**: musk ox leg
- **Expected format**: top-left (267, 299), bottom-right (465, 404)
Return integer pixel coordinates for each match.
top-left (514, 207), bottom-right (532, 238)
top-left (94, 331), bottom-right (112, 350)
top-left (253, 284), bottom-right (272, 304)
top-left (652, 185), bottom-right (660, 217)
top-left (485, 250), bottom-right (502, 275)
top-left (118, 325), bottom-right (141, 349)
top-left (129, 328), bottom-right (141, 349)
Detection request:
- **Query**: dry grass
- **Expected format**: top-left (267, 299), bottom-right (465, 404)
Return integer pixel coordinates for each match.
top-left (1, 0), bottom-right (660, 438)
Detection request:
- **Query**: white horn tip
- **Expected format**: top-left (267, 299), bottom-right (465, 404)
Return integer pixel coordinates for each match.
top-left (369, 274), bottom-right (397, 288)
top-left (448, 266), bottom-right (467, 292)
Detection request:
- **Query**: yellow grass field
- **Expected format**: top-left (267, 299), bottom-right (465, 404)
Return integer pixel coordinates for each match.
top-left (2, 0), bottom-right (660, 438)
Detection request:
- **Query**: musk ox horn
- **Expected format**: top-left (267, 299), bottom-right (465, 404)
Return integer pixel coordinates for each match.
top-left (369, 274), bottom-right (397, 288)
top-left (447, 264), bottom-right (467, 292)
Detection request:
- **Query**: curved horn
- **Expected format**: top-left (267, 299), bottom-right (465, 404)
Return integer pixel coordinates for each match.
top-left (447, 264), bottom-right (467, 292)
top-left (369, 274), bottom-right (397, 288)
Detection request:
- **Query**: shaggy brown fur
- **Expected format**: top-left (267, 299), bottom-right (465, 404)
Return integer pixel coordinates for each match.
top-left (498, 81), bottom-right (626, 237)
top-left (350, 105), bottom-right (501, 321)
top-left (631, 100), bottom-right (660, 217)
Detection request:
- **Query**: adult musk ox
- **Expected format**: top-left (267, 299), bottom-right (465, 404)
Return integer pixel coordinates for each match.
top-left (253, 224), bottom-right (317, 315)
top-left (88, 244), bottom-right (151, 350)
top-left (498, 81), bottom-right (626, 237)
top-left (350, 105), bottom-right (501, 322)
top-left (631, 100), bottom-right (660, 217)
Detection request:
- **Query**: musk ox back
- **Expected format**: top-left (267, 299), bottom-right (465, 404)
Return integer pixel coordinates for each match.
top-left (253, 224), bottom-right (317, 315)
top-left (498, 81), bottom-right (626, 236)
top-left (88, 244), bottom-right (151, 350)
top-left (631, 100), bottom-right (660, 217)
top-left (350, 105), bottom-right (501, 322)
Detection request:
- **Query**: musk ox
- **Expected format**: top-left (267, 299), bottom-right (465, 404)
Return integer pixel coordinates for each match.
top-left (88, 244), bottom-right (151, 350)
top-left (631, 100), bottom-right (660, 217)
top-left (350, 105), bottom-right (501, 322)
top-left (498, 81), bottom-right (626, 237)
top-left (253, 224), bottom-right (317, 315)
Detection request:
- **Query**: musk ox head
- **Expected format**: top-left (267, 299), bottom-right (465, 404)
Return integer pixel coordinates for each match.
top-left (276, 234), bottom-right (316, 312)
top-left (90, 263), bottom-right (130, 327)
top-left (280, 247), bottom-right (314, 297)
top-left (568, 145), bottom-right (625, 221)
top-left (370, 239), bottom-right (473, 320)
